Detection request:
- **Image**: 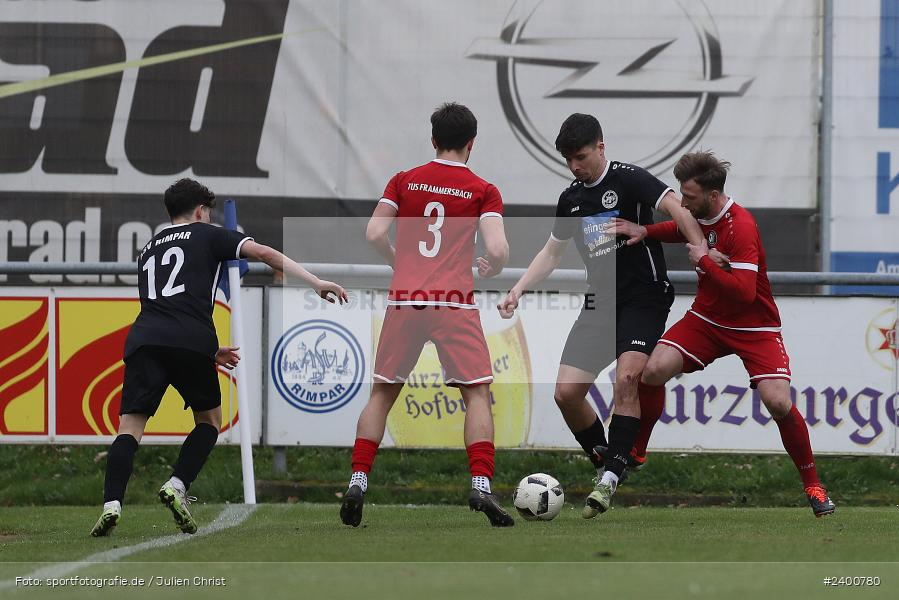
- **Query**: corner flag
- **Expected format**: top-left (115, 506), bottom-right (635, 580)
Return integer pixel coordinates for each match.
top-left (222, 199), bottom-right (257, 504)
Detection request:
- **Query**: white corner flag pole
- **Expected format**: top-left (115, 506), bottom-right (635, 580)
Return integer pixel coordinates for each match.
top-left (224, 199), bottom-right (256, 504)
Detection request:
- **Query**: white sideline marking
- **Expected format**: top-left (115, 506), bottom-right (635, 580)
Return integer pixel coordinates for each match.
top-left (0, 504), bottom-right (257, 589)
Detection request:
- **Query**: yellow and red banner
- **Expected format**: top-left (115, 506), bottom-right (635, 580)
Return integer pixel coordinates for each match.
top-left (0, 289), bottom-right (260, 443)
top-left (55, 298), bottom-right (239, 437)
top-left (0, 298), bottom-right (49, 435)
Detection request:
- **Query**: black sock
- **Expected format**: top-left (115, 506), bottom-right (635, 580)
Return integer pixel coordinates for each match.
top-left (104, 434), bottom-right (139, 504)
top-left (172, 423), bottom-right (219, 490)
top-left (605, 414), bottom-right (641, 477)
top-left (573, 417), bottom-right (608, 470)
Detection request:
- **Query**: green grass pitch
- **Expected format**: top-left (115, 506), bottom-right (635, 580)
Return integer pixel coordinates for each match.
top-left (1, 503), bottom-right (897, 599)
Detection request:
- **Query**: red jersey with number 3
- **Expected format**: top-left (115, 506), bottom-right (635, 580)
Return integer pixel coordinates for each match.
top-left (379, 159), bottom-right (504, 306)
top-left (692, 198), bottom-right (781, 330)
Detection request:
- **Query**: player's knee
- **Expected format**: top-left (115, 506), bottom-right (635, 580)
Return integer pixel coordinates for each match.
top-left (117, 414), bottom-right (148, 442)
top-left (553, 386), bottom-right (578, 410)
top-left (756, 379), bottom-right (792, 419)
top-left (641, 358), bottom-right (667, 386)
top-left (762, 394), bottom-right (792, 419)
top-left (371, 382), bottom-right (404, 408)
top-left (616, 369), bottom-right (641, 389)
top-left (195, 408), bottom-right (222, 430)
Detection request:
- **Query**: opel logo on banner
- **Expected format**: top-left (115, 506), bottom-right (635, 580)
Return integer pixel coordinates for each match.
top-left (466, 0), bottom-right (753, 179)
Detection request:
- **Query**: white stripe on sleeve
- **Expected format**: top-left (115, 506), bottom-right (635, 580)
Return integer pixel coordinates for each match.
top-left (235, 236), bottom-right (253, 259)
top-left (730, 262), bottom-right (759, 272)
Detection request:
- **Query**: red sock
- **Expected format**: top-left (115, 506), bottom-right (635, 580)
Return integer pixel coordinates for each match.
top-left (775, 406), bottom-right (821, 488)
top-left (351, 438), bottom-right (380, 474)
top-left (466, 441), bottom-right (495, 478)
top-left (633, 383), bottom-right (665, 459)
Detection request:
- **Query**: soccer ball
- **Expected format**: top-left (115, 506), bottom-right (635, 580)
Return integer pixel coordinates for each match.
top-left (512, 473), bottom-right (564, 521)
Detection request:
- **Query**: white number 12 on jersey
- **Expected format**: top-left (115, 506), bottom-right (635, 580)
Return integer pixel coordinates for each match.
top-left (142, 247), bottom-right (186, 299)
top-left (418, 201), bottom-right (445, 258)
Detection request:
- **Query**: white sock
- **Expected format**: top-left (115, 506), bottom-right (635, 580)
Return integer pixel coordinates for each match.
top-left (600, 470), bottom-right (619, 493)
top-left (103, 500), bottom-right (121, 512)
top-left (169, 476), bottom-right (186, 493)
top-left (472, 475), bottom-right (491, 493)
top-left (349, 471), bottom-right (368, 492)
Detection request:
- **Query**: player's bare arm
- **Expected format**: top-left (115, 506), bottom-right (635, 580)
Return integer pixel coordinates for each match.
top-left (657, 191), bottom-right (703, 246)
top-left (659, 192), bottom-right (731, 270)
top-left (659, 192), bottom-right (730, 271)
top-left (366, 201), bottom-right (398, 268)
top-left (476, 215), bottom-right (509, 278)
top-left (239, 240), bottom-right (348, 303)
top-left (215, 346), bottom-right (240, 370)
top-left (498, 235), bottom-right (568, 318)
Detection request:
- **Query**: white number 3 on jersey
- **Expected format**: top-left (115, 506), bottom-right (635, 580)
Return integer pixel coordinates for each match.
top-left (418, 201), bottom-right (445, 258)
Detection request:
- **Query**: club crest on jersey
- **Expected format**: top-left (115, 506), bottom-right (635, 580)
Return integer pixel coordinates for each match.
top-left (271, 319), bottom-right (364, 413)
top-left (601, 190), bottom-right (618, 209)
top-left (707, 231), bottom-right (718, 247)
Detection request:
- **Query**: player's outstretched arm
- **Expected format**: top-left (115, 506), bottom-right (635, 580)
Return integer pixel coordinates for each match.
top-left (498, 236), bottom-right (567, 318)
top-left (239, 240), bottom-right (348, 304)
top-left (605, 217), bottom-right (648, 245)
top-left (366, 202), bottom-right (398, 268)
top-left (631, 193), bottom-right (730, 270)
top-left (657, 191), bottom-right (704, 246)
top-left (476, 216), bottom-right (509, 278)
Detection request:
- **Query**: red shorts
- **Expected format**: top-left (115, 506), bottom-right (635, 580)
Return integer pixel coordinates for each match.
top-left (373, 305), bottom-right (493, 386)
top-left (658, 311), bottom-right (791, 388)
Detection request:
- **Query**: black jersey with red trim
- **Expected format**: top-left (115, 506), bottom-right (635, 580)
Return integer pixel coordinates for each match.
top-left (551, 160), bottom-right (672, 300)
top-left (124, 222), bottom-right (252, 359)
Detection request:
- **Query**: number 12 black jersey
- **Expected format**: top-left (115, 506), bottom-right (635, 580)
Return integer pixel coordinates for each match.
top-left (124, 222), bottom-right (252, 359)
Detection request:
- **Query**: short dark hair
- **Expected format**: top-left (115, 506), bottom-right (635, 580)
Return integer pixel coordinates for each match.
top-left (673, 151), bottom-right (731, 192)
top-left (555, 113), bottom-right (603, 157)
top-left (431, 102), bottom-right (477, 151)
top-left (164, 178), bottom-right (216, 219)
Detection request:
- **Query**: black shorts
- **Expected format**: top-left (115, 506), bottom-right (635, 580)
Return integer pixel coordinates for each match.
top-left (120, 346), bottom-right (221, 416)
top-left (560, 282), bottom-right (674, 375)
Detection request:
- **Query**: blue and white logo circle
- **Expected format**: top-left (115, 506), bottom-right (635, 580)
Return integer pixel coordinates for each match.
top-left (271, 320), bottom-right (364, 413)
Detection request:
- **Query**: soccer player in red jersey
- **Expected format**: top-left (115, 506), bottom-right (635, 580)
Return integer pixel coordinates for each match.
top-left (340, 103), bottom-right (514, 527)
top-left (609, 151), bottom-right (836, 517)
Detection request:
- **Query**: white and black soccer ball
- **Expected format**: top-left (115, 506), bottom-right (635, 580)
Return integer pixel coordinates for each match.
top-left (512, 473), bottom-right (564, 521)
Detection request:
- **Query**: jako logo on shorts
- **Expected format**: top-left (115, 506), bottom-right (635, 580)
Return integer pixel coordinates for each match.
top-left (271, 320), bottom-right (364, 413)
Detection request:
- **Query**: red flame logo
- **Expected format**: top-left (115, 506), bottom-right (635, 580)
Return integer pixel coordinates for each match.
top-left (57, 327), bottom-right (129, 436)
top-left (0, 300), bottom-right (49, 434)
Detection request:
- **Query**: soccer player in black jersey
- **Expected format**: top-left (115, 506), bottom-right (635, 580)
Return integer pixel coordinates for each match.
top-left (498, 114), bottom-right (704, 518)
top-left (91, 178), bottom-right (346, 537)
